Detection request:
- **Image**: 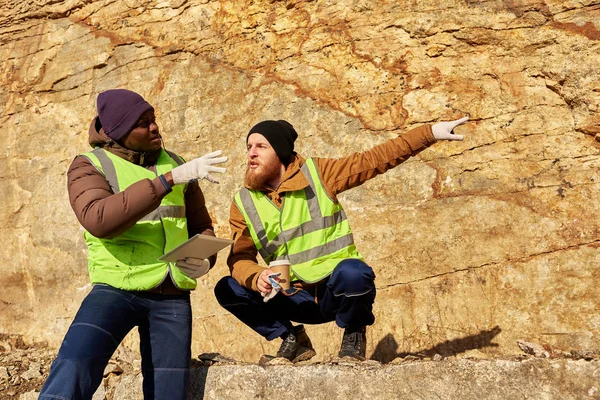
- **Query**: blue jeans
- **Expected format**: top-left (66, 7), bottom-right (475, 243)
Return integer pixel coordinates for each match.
top-left (39, 284), bottom-right (192, 400)
top-left (214, 258), bottom-right (376, 340)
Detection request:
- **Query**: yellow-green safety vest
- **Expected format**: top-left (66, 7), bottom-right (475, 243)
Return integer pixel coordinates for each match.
top-left (81, 148), bottom-right (195, 291)
top-left (234, 158), bottom-right (363, 283)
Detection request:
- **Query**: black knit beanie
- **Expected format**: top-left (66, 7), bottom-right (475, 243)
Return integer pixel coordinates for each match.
top-left (247, 120), bottom-right (298, 165)
top-left (96, 89), bottom-right (154, 141)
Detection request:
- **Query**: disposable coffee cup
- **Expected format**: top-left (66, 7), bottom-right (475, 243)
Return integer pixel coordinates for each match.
top-left (269, 260), bottom-right (291, 290)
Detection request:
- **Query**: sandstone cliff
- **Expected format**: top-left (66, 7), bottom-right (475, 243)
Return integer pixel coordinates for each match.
top-left (1, 0), bottom-right (599, 364)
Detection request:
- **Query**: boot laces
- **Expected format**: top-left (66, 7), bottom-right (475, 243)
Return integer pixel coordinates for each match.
top-left (342, 330), bottom-right (363, 351)
top-left (278, 332), bottom-right (297, 354)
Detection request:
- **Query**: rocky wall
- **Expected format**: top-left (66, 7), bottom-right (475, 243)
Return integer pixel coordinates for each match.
top-left (1, 0), bottom-right (599, 363)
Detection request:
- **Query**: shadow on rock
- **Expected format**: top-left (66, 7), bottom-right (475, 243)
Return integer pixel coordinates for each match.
top-left (188, 362), bottom-right (209, 399)
top-left (371, 325), bottom-right (502, 364)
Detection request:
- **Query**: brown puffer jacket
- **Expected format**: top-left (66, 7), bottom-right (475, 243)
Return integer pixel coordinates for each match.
top-left (68, 118), bottom-right (216, 267)
top-left (227, 124), bottom-right (436, 291)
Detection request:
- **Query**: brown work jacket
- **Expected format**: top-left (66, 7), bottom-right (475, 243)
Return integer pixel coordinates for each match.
top-left (67, 118), bottom-right (216, 268)
top-left (227, 124), bottom-right (436, 291)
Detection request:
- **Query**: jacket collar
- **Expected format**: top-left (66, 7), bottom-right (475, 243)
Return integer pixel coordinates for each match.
top-left (88, 117), bottom-right (162, 166)
top-left (279, 154), bottom-right (309, 193)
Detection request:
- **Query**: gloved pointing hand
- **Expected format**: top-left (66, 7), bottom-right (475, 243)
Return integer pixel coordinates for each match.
top-left (175, 257), bottom-right (210, 279)
top-left (171, 150), bottom-right (228, 184)
top-left (432, 116), bottom-right (469, 141)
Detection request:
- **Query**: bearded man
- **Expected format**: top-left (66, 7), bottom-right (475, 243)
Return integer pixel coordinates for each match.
top-left (214, 117), bottom-right (468, 361)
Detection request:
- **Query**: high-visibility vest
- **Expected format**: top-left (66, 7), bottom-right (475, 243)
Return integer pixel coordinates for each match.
top-left (234, 158), bottom-right (363, 283)
top-left (80, 148), bottom-right (195, 291)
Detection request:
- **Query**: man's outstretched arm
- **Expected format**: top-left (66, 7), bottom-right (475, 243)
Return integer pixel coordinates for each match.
top-left (315, 117), bottom-right (468, 198)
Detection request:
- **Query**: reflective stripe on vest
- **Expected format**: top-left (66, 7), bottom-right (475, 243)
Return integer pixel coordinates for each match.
top-left (234, 158), bottom-right (362, 283)
top-left (87, 148), bottom-right (186, 221)
top-left (80, 148), bottom-right (195, 291)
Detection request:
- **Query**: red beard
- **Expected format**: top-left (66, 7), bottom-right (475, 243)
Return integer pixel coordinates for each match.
top-left (244, 157), bottom-right (282, 190)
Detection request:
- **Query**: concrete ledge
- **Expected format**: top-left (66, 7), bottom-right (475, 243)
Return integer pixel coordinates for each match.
top-left (113, 358), bottom-right (599, 399)
top-left (189, 359), bottom-right (599, 399)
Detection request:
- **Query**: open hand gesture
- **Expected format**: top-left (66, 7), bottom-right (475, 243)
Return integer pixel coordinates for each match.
top-left (432, 116), bottom-right (469, 141)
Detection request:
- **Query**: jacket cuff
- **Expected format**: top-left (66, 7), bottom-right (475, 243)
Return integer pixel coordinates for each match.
top-left (249, 264), bottom-right (268, 292)
top-left (403, 124), bottom-right (437, 151)
top-left (252, 273), bottom-right (260, 292)
top-left (151, 176), bottom-right (171, 198)
top-left (158, 174), bottom-right (173, 193)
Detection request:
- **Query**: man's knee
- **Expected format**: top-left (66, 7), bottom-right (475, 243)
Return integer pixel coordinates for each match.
top-left (214, 276), bottom-right (249, 306)
top-left (329, 259), bottom-right (375, 296)
top-left (214, 276), bottom-right (234, 303)
top-left (51, 355), bottom-right (103, 373)
top-left (332, 259), bottom-right (375, 281)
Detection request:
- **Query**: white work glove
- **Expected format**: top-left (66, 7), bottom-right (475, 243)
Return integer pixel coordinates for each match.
top-left (171, 150), bottom-right (228, 184)
top-left (432, 116), bottom-right (469, 141)
top-left (175, 257), bottom-right (210, 279)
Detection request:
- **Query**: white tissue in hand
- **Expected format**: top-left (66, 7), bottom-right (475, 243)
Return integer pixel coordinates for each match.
top-left (262, 287), bottom-right (280, 303)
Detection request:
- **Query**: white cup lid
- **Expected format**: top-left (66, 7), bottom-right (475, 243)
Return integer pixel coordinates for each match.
top-left (269, 259), bottom-right (291, 267)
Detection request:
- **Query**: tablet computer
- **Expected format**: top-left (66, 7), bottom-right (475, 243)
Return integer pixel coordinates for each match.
top-left (158, 234), bottom-right (233, 262)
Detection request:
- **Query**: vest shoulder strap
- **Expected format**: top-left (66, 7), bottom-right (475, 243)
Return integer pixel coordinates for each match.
top-left (80, 148), bottom-right (120, 193)
top-left (164, 150), bottom-right (185, 166)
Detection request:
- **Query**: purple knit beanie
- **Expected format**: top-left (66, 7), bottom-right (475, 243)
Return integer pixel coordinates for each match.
top-left (96, 89), bottom-right (154, 141)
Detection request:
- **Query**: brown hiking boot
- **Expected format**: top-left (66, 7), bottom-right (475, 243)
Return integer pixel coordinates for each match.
top-left (276, 325), bottom-right (316, 362)
top-left (338, 326), bottom-right (366, 360)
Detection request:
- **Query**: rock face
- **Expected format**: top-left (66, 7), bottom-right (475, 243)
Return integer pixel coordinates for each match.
top-left (1, 0), bottom-right (599, 365)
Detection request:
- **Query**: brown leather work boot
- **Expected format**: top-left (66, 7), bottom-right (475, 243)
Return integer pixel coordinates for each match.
top-left (338, 326), bottom-right (366, 360)
top-left (276, 325), bottom-right (316, 362)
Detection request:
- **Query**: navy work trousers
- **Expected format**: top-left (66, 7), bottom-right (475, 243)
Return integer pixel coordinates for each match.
top-left (214, 258), bottom-right (376, 340)
top-left (39, 284), bottom-right (192, 400)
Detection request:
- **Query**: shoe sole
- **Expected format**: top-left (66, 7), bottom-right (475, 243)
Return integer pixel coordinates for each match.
top-left (338, 354), bottom-right (366, 361)
top-left (293, 348), bottom-right (316, 363)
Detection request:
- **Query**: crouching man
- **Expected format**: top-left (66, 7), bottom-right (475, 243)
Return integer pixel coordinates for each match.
top-left (215, 117), bottom-right (467, 361)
